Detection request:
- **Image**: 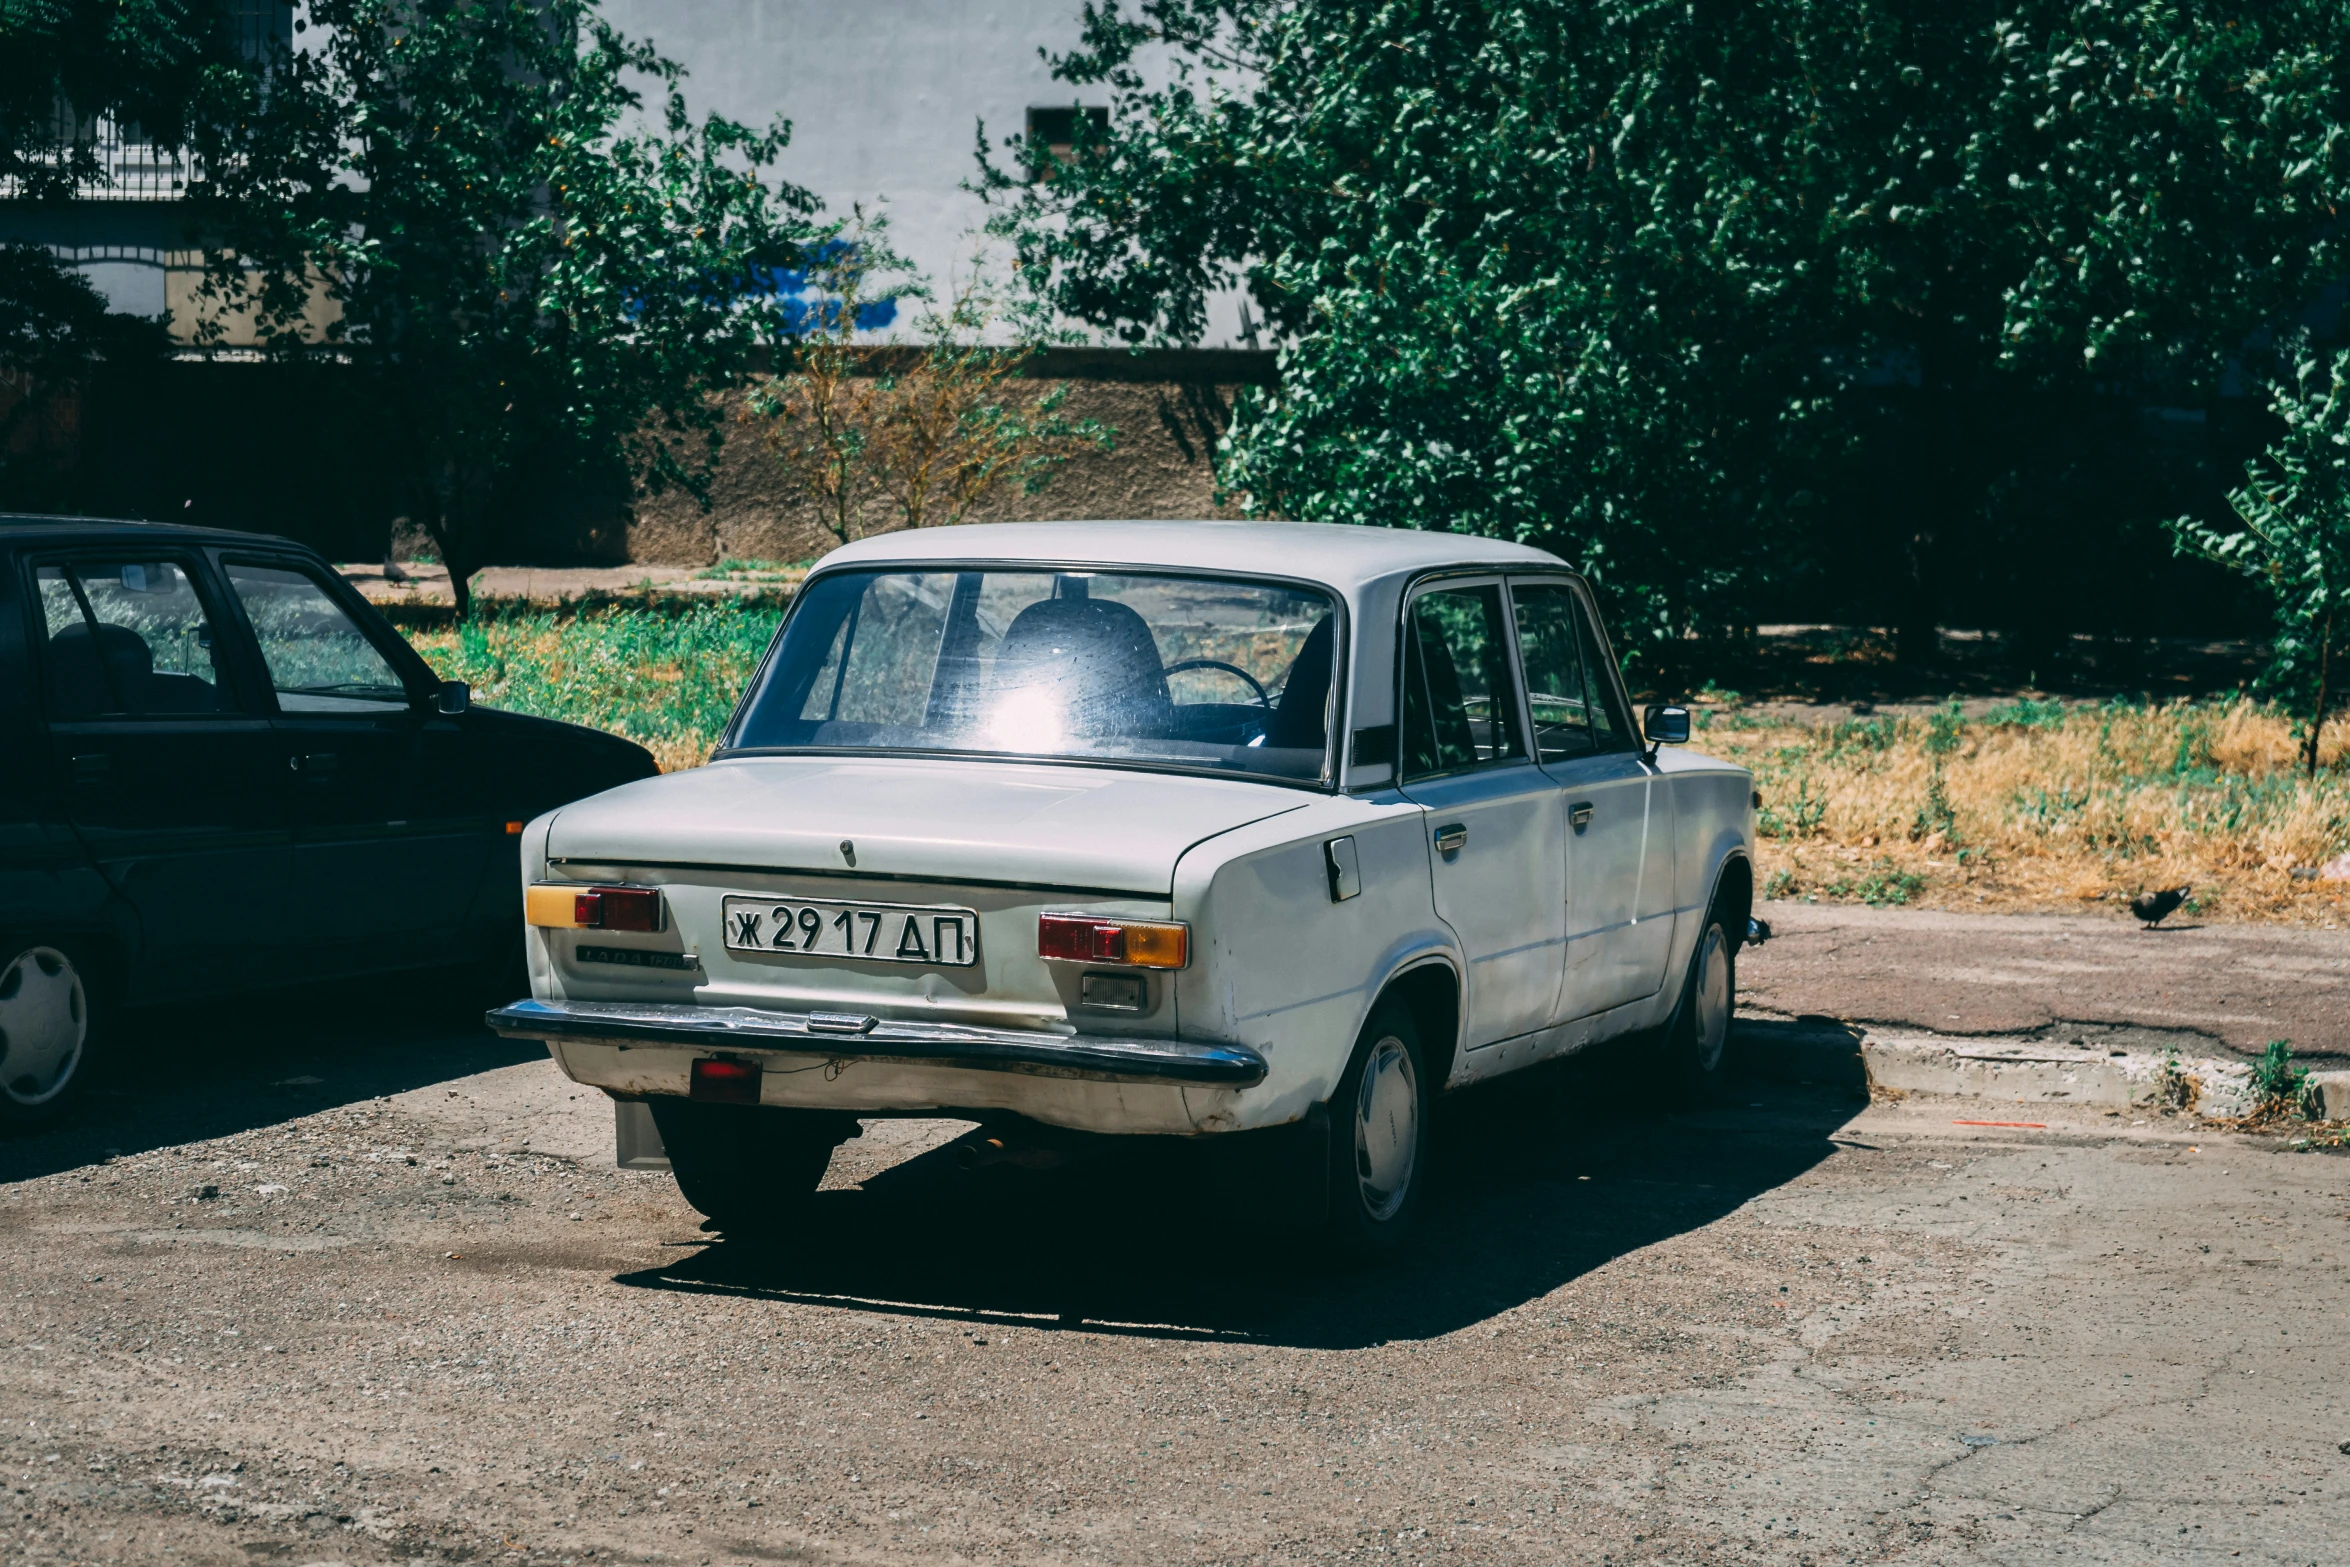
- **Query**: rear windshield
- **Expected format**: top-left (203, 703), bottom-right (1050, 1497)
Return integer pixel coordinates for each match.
top-left (730, 568), bottom-right (1340, 783)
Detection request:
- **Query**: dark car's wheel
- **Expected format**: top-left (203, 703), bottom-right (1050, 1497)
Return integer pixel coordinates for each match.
top-left (0, 943), bottom-right (98, 1129)
top-left (1666, 914), bottom-right (1737, 1100)
top-left (1323, 998), bottom-right (1431, 1263)
top-left (646, 1099), bottom-right (860, 1236)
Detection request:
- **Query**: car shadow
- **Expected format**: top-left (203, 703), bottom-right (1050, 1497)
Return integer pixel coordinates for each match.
top-left (0, 981), bottom-right (540, 1185)
top-left (613, 1042), bottom-right (1863, 1349)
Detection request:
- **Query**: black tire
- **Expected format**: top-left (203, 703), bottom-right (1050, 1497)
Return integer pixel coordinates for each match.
top-left (0, 940), bottom-right (101, 1130)
top-left (1666, 913), bottom-right (1738, 1100)
top-left (646, 1098), bottom-right (859, 1235)
top-left (1322, 997), bottom-right (1431, 1263)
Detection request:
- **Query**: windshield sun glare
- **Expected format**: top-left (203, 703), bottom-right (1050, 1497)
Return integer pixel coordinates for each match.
top-left (730, 568), bottom-right (1340, 784)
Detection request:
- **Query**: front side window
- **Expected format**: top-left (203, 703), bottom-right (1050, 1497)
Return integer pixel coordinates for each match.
top-left (1400, 583), bottom-right (1523, 777)
top-left (36, 560), bottom-right (233, 719)
top-left (1571, 590), bottom-right (1635, 753)
top-left (1510, 582), bottom-right (1599, 763)
top-left (732, 569), bottom-right (1340, 783)
top-left (224, 561), bottom-right (410, 712)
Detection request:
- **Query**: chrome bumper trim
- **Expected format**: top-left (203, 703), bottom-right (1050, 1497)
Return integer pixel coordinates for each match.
top-left (485, 998), bottom-right (1266, 1088)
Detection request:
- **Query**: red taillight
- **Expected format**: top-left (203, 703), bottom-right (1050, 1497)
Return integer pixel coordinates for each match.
top-left (690, 1057), bottom-right (761, 1105)
top-left (1037, 913), bottom-right (1188, 969)
top-left (571, 886), bottom-right (664, 932)
top-left (1038, 914), bottom-right (1127, 963)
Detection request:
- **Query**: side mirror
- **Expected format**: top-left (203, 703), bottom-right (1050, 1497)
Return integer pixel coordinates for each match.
top-left (1643, 703), bottom-right (1691, 746)
top-left (434, 679), bottom-right (471, 716)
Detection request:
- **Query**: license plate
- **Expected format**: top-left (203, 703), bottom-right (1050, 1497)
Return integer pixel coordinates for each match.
top-left (721, 895), bottom-right (979, 966)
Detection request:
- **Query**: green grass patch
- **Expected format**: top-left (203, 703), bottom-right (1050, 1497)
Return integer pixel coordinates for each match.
top-left (408, 605), bottom-right (783, 767)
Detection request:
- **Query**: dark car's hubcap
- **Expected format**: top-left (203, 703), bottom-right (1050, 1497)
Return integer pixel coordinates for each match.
top-left (0, 948), bottom-right (86, 1107)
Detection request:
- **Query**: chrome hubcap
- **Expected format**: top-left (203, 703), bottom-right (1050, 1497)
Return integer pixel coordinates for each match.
top-left (0, 947), bottom-right (86, 1108)
top-left (1692, 924), bottom-right (1731, 1074)
top-left (1352, 1035), bottom-right (1420, 1222)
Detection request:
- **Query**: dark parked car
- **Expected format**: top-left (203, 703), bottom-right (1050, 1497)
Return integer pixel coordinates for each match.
top-left (0, 516), bottom-right (658, 1125)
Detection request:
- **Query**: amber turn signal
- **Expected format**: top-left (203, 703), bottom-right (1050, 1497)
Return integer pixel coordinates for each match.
top-left (1037, 913), bottom-right (1188, 970)
top-left (525, 882), bottom-right (665, 932)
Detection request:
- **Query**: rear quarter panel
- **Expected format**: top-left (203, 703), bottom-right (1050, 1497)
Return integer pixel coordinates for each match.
top-left (1173, 792), bottom-right (1446, 1130)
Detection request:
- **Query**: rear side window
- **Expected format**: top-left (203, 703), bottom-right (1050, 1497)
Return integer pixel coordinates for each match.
top-left (35, 560), bottom-right (235, 720)
top-left (1400, 583), bottom-right (1523, 777)
top-left (223, 560), bottom-right (411, 712)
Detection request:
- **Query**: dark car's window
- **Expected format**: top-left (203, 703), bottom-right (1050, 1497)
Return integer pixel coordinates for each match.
top-left (223, 560), bottom-right (411, 712)
top-left (35, 560), bottom-right (234, 720)
top-left (1400, 583), bottom-right (1522, 778)
top-left (1510, 582), bottom-right (1599, 763)
top-left (732, 569), bottom-right (1338, 783)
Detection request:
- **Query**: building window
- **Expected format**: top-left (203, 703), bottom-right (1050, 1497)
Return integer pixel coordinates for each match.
top-left (1025, 106), bottom-right (1109, 180)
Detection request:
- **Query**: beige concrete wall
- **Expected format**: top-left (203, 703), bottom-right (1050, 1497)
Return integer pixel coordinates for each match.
top-left (623, 375), bottom-right (1259, 566)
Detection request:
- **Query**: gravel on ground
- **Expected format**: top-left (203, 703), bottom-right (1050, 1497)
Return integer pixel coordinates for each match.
top-left (0, 974), bottom-right (2342, 1567)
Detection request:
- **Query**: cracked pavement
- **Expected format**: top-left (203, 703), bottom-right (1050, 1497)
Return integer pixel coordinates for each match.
top-left (1742, 901), bottom-right (2350, 1063)
top-left (0, 993), bottom-right (2343, 1566)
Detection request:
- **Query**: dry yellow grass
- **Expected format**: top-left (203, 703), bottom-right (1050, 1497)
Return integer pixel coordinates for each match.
top-left (1700, 698), bottom-right (2350, 927)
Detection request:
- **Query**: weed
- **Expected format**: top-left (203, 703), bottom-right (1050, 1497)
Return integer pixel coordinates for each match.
top-left (694, 557), bottom-right (814, 581)
top-left (2248, 1039), bottom-right (2315, 1119)
top-left (2152, 1045), bottom-right (2200, 1114)
top-left (1983, 697), bottom-right (2068, 729)
top-left (1924, 701), bottom-right (1966, 756)
top-left (1827, 716), bottom-right (1900, 757)
top-left (1912, 762), bottom-right (1960, 845)
top-left (1824, 859), bottom-right (1925, 907)
top-left (1758, 778), bottom-right (1828, 839)
top-left (1762, 868), bottom-right (1796, 900)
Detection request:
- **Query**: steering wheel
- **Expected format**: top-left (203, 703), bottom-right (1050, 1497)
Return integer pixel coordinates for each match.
top-left (1163, 658), bottom-right (1272, 708)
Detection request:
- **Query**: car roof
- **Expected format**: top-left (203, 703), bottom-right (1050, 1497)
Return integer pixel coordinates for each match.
top-left (819, 519), bottom-right (1568, 590)
top-left (0, 512), bottom-right (305, 551)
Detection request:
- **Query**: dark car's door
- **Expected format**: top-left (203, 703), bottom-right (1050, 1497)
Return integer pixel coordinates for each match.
top-left (216, 555), bottom-right (490, 978)
top-left (27, 551), bottom-right (291, 1001)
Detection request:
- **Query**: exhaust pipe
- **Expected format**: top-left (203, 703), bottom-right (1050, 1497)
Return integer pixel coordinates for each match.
top-left (954, 1131), bottom-right (1091, 1172)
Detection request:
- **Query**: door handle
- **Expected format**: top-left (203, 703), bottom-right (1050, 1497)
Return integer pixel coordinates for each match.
top-left (1570, 800), bottom-right (1594, 831)
top-left (1432, 822), bottom-right (1469, 855)
top-left (290, 751), bottom-right (341, 776)
top-left (69, 753), bottom-right (110, 783)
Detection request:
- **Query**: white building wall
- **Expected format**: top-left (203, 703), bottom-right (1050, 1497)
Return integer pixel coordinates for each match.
top-left (598, 0), bottom-right (1253, 346)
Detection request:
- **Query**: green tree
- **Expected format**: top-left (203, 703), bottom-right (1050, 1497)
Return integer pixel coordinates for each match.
top-left (193, 0), bottom-right (819, 618)
top-left (983, 1), bottom-right (2350, 659)
top-left (2171, 352), bottom-right (2350, 778)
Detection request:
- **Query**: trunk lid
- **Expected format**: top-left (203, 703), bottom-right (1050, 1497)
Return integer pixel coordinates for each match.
top-left (544, 756), bottom-right (1306, 895)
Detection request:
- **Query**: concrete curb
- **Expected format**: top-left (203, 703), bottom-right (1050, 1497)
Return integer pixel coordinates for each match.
top-left (1734, 1016), bottom-right (2275, 1119)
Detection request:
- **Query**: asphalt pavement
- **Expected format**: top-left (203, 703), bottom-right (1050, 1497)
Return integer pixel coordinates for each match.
top-left (1743, 900), bottom-right (2350, 1063)
top-left (0, 944), bottom-right (2343, 1567)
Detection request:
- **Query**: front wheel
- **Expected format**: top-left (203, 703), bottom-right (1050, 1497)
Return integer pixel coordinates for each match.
top-left (646, 1099), bottom-right (860, 1236)
top-left (1322, 999), bottom-right (1431, 1263)
top-left (1667, 916), bottom-right (1737, 1099)
top-left (0, 943), bottom-right (99, 1129)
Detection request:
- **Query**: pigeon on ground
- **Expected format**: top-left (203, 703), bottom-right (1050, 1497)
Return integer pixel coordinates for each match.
top-left (383, 557), bottom-right (412, 584)
top-left (2129, 885), bottom-right (2190, 927)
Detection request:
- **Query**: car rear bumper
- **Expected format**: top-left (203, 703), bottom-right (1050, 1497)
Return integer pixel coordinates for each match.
top-left (485, 998), bottom-right (1268, 1088)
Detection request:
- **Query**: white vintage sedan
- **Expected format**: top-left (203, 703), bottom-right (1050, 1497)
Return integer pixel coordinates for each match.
top-left (490, 521), bottom-right (1756, 1256)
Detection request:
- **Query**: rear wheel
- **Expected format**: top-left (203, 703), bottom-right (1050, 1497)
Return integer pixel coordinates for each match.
top-left (1666, 915), bottom-right (1737, 1100)
top-left (0, 943), bottom-right (98, 1129)
top-left (646, 1099), bottom-right (859, 1236)
top-left (1322, 999), bottom-right (1430, 1262)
